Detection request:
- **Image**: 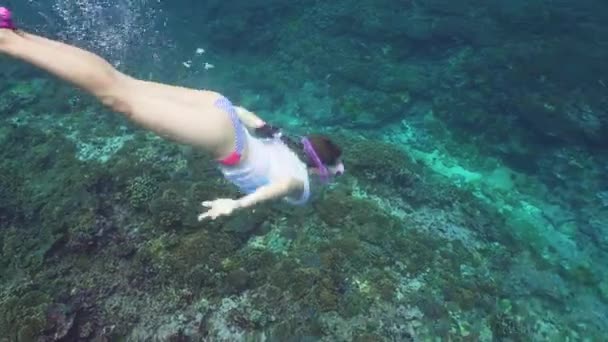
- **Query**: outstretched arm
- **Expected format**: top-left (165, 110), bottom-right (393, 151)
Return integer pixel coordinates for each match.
top-left (198, 178), bottom-right (303, 221)
top-left (237, 178), bottom-right (302, 209)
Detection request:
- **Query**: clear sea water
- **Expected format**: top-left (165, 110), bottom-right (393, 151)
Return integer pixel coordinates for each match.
top-left (1, 0), bottom-right (607, 341)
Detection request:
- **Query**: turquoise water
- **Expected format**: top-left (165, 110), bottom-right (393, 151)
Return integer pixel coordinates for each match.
top-left (1, 0), bottom-right (607, 340)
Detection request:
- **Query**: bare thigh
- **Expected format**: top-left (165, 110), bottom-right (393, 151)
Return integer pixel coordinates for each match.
top-left (117, 79), bottom-right (235, 156)
top-left (132, 79), bottom-right (211, 107)
top-left (9, 31), bottom-right (235, 154)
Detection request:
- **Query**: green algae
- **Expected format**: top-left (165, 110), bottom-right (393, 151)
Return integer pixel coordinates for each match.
top-left (0, 290), bottom-right (51, 342)
top-left (1, 2), bottom-right (607, 339)
top-left (126, 175), bottom-right (159, 210)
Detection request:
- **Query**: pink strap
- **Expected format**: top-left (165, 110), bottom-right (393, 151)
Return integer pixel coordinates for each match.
top-left (219, 151), bottom-right (242, 166)
top-left (301, 137), bottom-right (330, 183)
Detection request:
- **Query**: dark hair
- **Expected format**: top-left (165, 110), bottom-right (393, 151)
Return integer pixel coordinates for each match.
top-left (306, 134), bottom-right (342, 166)
top-left (282, 134), bottom-right (342, 167)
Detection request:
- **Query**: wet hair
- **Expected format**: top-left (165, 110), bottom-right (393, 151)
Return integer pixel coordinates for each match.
top-left (282, 134), bottom-right (342, 167)
top-left (305, 134), bottom-right (342, 167)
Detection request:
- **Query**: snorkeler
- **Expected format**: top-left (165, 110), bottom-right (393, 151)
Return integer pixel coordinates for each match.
top-left (0, 7), bottom-right (345, 221)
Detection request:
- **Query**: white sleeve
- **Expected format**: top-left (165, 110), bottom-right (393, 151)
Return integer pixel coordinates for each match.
top-left (284, 171), bottom-right (310, 205)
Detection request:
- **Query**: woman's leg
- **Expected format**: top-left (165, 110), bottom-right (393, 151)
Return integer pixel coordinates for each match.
top-left (0, 29), bottom-right (235, 154)
top-left (20, 31), bottom-right (210, 107)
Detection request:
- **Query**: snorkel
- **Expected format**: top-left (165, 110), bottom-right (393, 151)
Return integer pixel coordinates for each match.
top-left (301, 137), bottom-right (331, 183)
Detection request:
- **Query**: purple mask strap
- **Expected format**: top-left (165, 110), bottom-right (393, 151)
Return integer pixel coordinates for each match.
top-left (301, 137), bottom-right (330, 182)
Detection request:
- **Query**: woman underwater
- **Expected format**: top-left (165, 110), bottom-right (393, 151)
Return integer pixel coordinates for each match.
top-left (0, 7), bottom-right (345, 221)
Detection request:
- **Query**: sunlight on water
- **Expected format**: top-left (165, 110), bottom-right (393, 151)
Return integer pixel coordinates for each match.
top-left (2, 0), bottom-right (607, 340)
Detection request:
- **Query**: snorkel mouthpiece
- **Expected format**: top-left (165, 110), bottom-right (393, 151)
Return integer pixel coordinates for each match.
top-left (301, 137), bottom-right (330, 183)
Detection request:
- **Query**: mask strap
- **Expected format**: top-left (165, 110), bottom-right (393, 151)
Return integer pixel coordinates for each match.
top-left (301, 137), bottom-right (330, 183)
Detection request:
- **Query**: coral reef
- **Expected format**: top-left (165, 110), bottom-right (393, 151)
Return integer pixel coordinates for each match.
top-left (1, 0), bottom-right (607, 340)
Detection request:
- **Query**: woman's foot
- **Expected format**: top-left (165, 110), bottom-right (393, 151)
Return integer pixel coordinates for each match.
top-left (0, 6), bottom-right (15, 45)
top-left (0, 7), bottom-right (15, 29)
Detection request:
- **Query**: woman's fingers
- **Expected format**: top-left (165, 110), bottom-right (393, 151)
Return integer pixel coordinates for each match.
top-left (199, 199), bottom-right (235, 221)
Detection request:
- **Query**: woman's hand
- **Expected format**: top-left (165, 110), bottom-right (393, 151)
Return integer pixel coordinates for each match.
top-left (198, 198), bottom-right (240, 221)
